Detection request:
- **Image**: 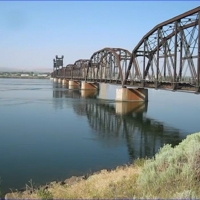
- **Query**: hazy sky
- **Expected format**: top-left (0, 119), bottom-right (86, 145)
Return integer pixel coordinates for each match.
top-left (1, 1), bottom-right (199, 71)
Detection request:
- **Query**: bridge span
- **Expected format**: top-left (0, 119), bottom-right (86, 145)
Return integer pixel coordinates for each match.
top-left (51, 6), bottom-right (200, 101)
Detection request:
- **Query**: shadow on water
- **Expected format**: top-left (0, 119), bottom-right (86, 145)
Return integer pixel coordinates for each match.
top-left (52, 83), bottom-right (183, 163)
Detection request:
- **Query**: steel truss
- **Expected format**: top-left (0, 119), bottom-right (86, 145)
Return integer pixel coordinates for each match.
top-left (52, 7), bottom-right (200, 93)
top-left (123, 6), bottom-right (200, 92)
top-left (86, 48), bottom-right (131, 84)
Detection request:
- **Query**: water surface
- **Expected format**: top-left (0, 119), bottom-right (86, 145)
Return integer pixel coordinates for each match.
top-left (0, 78), bottom-right (200, 193)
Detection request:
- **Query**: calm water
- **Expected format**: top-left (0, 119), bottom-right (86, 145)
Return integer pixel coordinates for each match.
top-left (0, 78), bottom-right (200, 193)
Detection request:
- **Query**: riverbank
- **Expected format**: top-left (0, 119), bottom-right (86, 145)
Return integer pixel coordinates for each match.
top-left (4, 132), bottom-right (200, 199)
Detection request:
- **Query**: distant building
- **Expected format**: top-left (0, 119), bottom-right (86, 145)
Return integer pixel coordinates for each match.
top-left (38, 74), bottom-right (48, 77)
top-left (21, 74), bottom-right (29, 77)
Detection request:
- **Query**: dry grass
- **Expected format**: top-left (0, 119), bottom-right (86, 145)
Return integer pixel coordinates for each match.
top-left (5, 165), bottom-right (141, 199)
top-left (48, 166), bottom-right (140, 199)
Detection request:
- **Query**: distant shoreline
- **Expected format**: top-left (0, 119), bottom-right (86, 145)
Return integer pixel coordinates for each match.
top-left (0, 76), bottom-right (50, 79)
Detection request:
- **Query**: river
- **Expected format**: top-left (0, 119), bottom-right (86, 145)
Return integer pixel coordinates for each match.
top-left (0, 78), bottom-right (200, 194)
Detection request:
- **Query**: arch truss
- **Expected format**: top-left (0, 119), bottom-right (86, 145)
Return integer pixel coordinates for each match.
top-left (86, 48), bottom-right (131, 84)
top-left (59, 59), bottom-right (89, 79)
top-left (72, 59), bottom-right (90, 80)
top-left (124, 6), bottom-right (200, 92)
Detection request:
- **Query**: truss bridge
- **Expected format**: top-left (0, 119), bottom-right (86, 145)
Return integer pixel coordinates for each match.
top-left (51, 7), bottom-right (200, 101)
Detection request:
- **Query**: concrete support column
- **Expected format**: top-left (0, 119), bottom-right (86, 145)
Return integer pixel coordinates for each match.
top-left (58, 78), bottom-right (62, 83)
top-left (62, 79), bottom-right (68, 85)
top-left (53, 78), bottom-right (58, 82)
top-left (81, 90), bottom-right (97, 98)
top-left (81, 81), bottom-right (99, 90)
top-left (116, 88), bottom-right (148, 102)
top-left (69, 80), bottom-right (79, 86)
top-left (69, 85), bottom-right (79, 89)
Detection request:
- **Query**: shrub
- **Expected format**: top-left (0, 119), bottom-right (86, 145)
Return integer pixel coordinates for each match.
top-left (37, 188), bottom-right (53, 200)
top-left (136, 132), bottom-right (200, 198)
top-left (133, 158), bottom-right (146, 167)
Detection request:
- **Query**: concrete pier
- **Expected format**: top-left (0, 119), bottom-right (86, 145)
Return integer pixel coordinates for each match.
top-left (81, 81), bottom-right (99, 90)
top-left (58, 78), bottom-right (62, 84)
top-left (69, 85), bottom-right (79, 90)
top-left (81, 90), bottom-right (98, 98)
top-left (116, 88), bottom-right (148, 102)
top-left (69, 80), bottom-right (79, 87)
top-left (62, 79), bottom-right (68, 85)
top-left (53, 78), bottom-right (58, 82)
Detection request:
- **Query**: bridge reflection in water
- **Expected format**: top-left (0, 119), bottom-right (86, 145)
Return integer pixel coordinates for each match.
top-left (52, 84), bottom-right (183, 163)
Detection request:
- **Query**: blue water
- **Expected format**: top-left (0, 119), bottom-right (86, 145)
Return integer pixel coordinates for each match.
top-left (0, 78), bottom-right (200, 193)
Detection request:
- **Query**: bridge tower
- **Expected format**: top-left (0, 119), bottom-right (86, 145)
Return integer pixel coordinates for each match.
top-left (53, 55), bottom-right (64, 82)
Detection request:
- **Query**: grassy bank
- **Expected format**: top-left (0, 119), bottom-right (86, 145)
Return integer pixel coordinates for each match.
top-left (5, 132), bottom-right (200, 199)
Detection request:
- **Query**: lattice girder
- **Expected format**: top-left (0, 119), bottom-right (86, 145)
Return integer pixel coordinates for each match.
top-left (86, 47), bottom-right (131, 84)
top-left (124, 6), bottom-right (200, 92)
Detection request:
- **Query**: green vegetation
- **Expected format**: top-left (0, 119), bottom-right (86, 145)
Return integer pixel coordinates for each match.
top-left (137, 132), bottom-right (200, 198)
top-left (37, 188), bottom-right (53, 200)
top-left (5, 132), bottom-right (200, 199)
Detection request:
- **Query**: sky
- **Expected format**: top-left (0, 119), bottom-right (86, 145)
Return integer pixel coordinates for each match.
top-left (0, 1), bottom-right (200, 72)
